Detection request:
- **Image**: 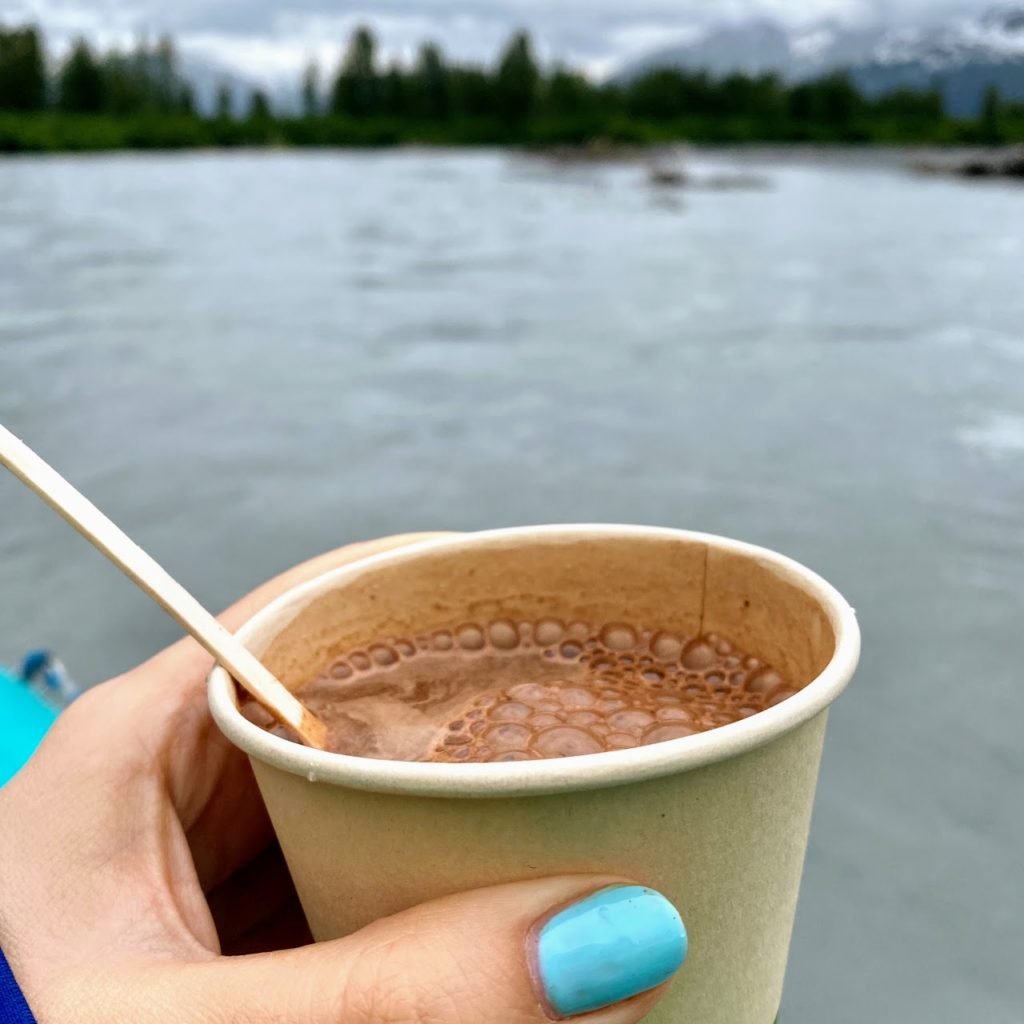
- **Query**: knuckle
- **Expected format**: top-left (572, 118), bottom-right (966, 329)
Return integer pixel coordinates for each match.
top-left (336, 934), bottom-right (478, 1024)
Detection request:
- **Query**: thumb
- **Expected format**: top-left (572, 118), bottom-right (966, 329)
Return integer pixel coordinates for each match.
top-left (132, 876), bottom-right (685, 1023)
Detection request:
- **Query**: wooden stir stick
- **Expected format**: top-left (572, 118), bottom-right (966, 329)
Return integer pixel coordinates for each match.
top-left (0, 424), bottom-right (328, 750)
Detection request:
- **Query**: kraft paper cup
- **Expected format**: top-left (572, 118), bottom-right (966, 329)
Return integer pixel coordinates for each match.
top-left (209, 525), bottom-right (859, 1024)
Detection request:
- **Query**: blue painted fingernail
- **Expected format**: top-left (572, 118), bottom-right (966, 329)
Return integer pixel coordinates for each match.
top-left (536, 885), bottom-right (687, 1017)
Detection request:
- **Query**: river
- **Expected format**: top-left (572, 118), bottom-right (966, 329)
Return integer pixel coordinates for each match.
top-left (1, 148), bottom-right (1022, 1022)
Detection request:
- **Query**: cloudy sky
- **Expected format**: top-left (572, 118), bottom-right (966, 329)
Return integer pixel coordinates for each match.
top-left (0, 0), bottom-right (992, 79)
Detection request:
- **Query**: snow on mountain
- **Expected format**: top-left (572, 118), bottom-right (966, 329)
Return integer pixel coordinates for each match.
top-left (617, 6), bottom-right (1024, 116)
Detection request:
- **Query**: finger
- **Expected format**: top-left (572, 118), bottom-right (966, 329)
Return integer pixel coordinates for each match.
top-left (81, 877), bottom-right (688, 1024)
top-left (153, 532), bottom-right (454, 888)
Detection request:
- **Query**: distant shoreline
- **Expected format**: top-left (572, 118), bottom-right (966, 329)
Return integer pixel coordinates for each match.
top-left (2, 112), bottom-right (1024, 157)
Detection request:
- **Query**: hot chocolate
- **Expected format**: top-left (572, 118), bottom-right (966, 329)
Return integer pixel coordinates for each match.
top-left (242, 618), bottom-right (798, 762)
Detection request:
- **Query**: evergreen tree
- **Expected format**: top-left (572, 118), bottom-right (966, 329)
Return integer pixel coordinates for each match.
top-left (545, 66), bottom-right (593, 118)
top-left (58, 38), bottom-right (105, 113)
top-left (450, 66), bottom-right (493, 118)
top-left (494, 30), bottom-right (539, 124)
top-left (102, 51), bottom-right (137, 114)
top-left (626, 70), bottom-right (686, 120)
top-left (981, 84), bottom-right (1003, 143)
top-left (178, 83), bottom-right (196, 116)
top-left (414, 42), bottom-right (450, 119)
top-left (248, 88), bottom-right (271, 120)
top-left (215, 81), bottom-right (233, 119)
top-left (0, 26), bottom-right (47, 110)
top-left (816, 72), bottom-right (862, 130)
top-left (152, 34), bottom-right (179, 112)
top-left (380, 62), bottom-right (409, 118)
top-left (331, 26), bottom-right (379, 117)
top-left (301, 60), bottom-right (320, 116)
top-left (788, 82), bottom-right (818, 125)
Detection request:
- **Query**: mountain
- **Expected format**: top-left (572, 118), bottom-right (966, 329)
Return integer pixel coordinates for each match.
top-left (618, 5), bottom-right (1024, 117)
top-left (853, 5), bottom-right (1024, 115)
top-left (179, 53), bottom-right (255, 115)
top-left (620, 19), bottom-right (884, 83)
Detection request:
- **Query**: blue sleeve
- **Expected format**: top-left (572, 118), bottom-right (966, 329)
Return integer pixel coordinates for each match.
top-left (0, 946), bottom-right (36, 1024)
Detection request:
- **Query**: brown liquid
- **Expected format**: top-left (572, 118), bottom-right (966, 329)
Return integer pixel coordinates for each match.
top-left (242, 620), bottom-right (797, 762)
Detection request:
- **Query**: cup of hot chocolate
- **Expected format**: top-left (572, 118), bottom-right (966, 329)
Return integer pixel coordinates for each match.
top-left (208, 526), bottom-right (860, 1024)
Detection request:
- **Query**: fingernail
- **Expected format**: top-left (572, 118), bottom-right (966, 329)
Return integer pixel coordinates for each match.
top-left (536, 885), bottom-right (687, 1018)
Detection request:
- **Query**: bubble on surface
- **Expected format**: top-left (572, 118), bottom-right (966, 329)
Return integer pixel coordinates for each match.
top-left (609, 709), bottom-right (655, 732)
top-left (608, 733), bottom-right (638, 749)
top-left (748, 669), bottom-right (784, 695)
top-left (534, 727), bottom-right (603, 758)
top-left (530, 713), bottom-right (563, 730)
top-left (485, 723), bottom-right (532, 748)
top-left (651, 632), bottom-right (683, 661)
top-left (643, 724), bottom-right (697, 744)
top-left (491, 702), bottom-right (531, 722)
top-left (277, 618), bottom-right (799, 764)
top-left (656, 707), bottom-right (693, 723)
top-left (682, 640), bottom-right (716, 670)
top-left (534, 620), bottom-right (565, 645)
top-left (370, 644), bottom-right (397, 666)
top-left (600, 624), bottom-right (637, 651)
top-left (489, 620), bottom-right (519, 650)
top-left (456, 625), bottom-right (485, 650)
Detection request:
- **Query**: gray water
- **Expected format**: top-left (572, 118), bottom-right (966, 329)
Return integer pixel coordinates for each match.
top-left (1, 149), bottom-right (1022, 1022)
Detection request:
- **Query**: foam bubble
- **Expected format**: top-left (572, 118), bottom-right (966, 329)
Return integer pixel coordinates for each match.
top-left (530, 713), bottom-right (562, 729)
top-left (485, 723), bottom-right (532, 748)
top-left (656, 707), bottom-right (693, 723)
top-left (643, 724), bottom-right (696, 744)
top-left (370, 644), bottom-right (397, 666)
top-left (608, 733), bottom-right (638, 749)
top-left (534, 727), bottom-right (603, 758)
top-left (682, 640), bottom-right (716, 670)
top-left (534, 620), bottom-right (565, 645)
top-left (748, 669), bottom-right (784, 695)
top-left (600, 624), bottom-right (637, 651)
top-left (559, 686), bottom-right (597, 708)
top-left (456, 625), bottom-right (485, 650)
top-left (490, 750), bottom-right (530, 762)
top-left (489, 620), bottom-right (519, 650)
top-left (491, 702), bottom-right (530, 722)
top-left (609, 709), bottom-right (655, 731)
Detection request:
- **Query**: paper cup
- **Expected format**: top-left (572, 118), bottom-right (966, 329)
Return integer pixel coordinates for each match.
top-left (209, 526), bottom-right (859, 1023)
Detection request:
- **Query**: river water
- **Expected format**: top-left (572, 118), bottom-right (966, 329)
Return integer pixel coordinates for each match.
top-left (1, 148), bottom-right (1022, 1022)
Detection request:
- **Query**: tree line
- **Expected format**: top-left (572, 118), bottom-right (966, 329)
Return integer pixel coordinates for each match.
top-left (1, 22), bottom-right (1022, 151)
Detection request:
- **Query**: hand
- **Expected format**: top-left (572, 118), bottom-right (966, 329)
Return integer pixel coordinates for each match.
top-left (0, 534), bottom-right (685, 1024)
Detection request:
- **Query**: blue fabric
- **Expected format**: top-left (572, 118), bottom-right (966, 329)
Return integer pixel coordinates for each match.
top-left (0, 946), bottom-right (36, 1023)
top-left (0, 669), bottom-right (58, 788)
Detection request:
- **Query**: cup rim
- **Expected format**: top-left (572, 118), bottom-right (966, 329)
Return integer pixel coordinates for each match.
top-left (208, 525), bottom-right (860, 798)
